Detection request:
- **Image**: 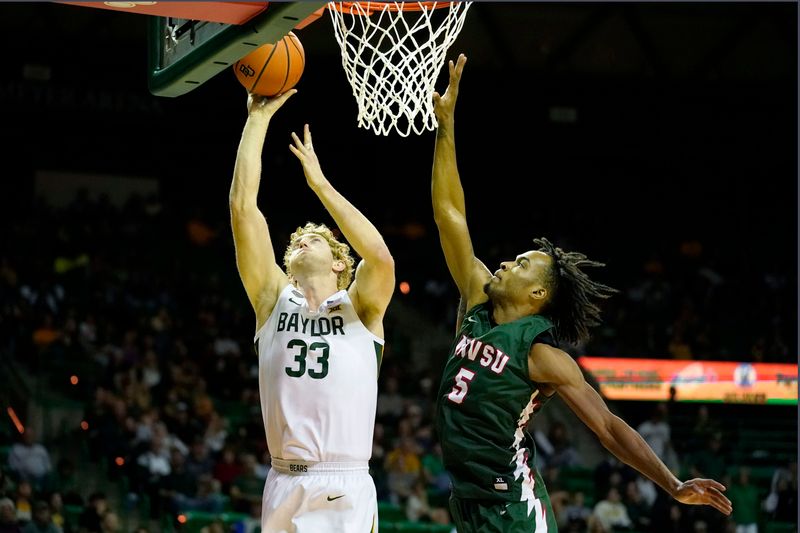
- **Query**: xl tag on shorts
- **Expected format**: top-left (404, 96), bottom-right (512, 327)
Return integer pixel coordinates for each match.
top-left (493, 476), bottom-right (509, 491)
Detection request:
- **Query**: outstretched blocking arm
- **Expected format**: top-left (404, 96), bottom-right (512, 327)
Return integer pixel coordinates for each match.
top-left (431, 54), bottom-right (491, 305)
top-left (529, 343), bottom-right (733, 516)
top-left (289, 125), bottom-right (395, 335)
top-left (229, 92), bottom-right (294, 330)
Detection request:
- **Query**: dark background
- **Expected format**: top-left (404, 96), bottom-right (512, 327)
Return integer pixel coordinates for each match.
top-left (1, 2), bottom-right (796, 293)
top-left (1, 2), bottom-right (797, 359)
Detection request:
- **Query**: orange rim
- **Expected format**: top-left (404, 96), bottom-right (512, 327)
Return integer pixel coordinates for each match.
top-left (328, 1), bottom-right (454, 14)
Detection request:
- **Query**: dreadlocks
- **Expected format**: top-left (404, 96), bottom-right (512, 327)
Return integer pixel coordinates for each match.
top-left (534, 237), bottom-right (618, 346)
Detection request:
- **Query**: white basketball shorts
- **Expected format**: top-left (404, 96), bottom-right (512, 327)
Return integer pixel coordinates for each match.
top-left (261, 458), bottom-right (378, 533)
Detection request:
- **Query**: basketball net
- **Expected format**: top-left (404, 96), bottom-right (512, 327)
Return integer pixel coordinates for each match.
top-left (327, 1), bottom-right (472, 137)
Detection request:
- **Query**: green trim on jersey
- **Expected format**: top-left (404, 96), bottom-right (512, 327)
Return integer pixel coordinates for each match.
top-left (436, 302), bottom-right (555, 502)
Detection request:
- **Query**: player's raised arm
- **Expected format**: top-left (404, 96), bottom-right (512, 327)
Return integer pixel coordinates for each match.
top-left (530, 343), bottom-right (733, 516)
top-left (289, 124), bottom-right (395, 336)
top-left (229, 92), bottom-right (294, 329)
top-left (431, 54), bottom-right (490, 304)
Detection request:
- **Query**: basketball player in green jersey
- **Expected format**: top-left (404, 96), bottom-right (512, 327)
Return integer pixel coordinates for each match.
top-left (430, 54), bottom-right (733, 532)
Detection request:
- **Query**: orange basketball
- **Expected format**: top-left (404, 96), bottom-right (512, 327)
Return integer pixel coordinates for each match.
top-left (233, 31), bottom-right (305, 97)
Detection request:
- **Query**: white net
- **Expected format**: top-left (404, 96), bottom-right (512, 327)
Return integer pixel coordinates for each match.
top-left (327, 1), bottom-right (472, 136)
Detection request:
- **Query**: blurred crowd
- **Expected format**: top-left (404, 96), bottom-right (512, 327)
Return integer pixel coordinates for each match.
top-left (0, 192), bottom-right (795, 532)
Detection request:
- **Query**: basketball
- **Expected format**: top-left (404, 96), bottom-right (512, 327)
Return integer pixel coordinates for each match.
top-left (233, 31), bottom-right (305, 97)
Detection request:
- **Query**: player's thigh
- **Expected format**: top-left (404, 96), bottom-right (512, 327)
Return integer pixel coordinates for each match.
top-left (449, 496), bottom-right (550, 533)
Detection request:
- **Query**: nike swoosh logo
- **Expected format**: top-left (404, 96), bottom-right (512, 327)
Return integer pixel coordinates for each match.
top-left (466, 316), bottom-right (477, 323)
top-left (289, 298), bottom-right (302, 306)
top-left (327, 495), bottom-right (345, 501)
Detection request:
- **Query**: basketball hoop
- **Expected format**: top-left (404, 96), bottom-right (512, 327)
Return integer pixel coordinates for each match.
top-left (327, 1), bottom-right (472, 136)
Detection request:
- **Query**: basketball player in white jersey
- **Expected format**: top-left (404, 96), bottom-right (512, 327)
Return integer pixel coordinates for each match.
top-left (229, 90), bottom-right (395, 532)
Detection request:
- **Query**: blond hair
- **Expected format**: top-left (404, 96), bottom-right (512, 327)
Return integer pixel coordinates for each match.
top-left (283, 222), bottom-right (355, 290)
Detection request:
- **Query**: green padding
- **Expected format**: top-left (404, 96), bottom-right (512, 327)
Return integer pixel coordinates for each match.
top-left (560, 466), bottom-right (595, 494)
top-left (62, 504), bottom-right (83, 528)
top-left (148, 2), bottom-right (326, 97)
top-left (181, 511), bottom-right (249, 533)
top-left (378, 501), bottom-right (406, 522)
top-left (764, 523), bottom-right (798, 533)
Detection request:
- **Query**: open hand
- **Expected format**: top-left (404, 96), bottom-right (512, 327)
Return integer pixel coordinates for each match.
top-left (673, 478), bottom-right (732, 515)
top-left (432, 54), bottom-right (467, 124)
top-left (289, 124), bottom-right (326, 190)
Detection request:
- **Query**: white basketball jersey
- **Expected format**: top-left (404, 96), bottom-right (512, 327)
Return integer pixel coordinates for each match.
top-left (255, 284), bottom-right (382, 463)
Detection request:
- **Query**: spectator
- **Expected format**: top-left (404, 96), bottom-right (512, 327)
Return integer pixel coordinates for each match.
top-left (690, 405), bottom-right (721, 450)
top-left (212, 447), bottom-right (242, 495)
top-left (203, 413), bottom-right (228, 455)
top-left (185, 440), bottom-right (214, 482)
top-left (131, 410), bottom-right (158, 450)
top-left (49, 460), bottom-right (80, 507)
top-left (12, 482), bottom-right (32, 524)
top-left (0, 470), bottom-right (13, 501)
top-left (544, 421), bottom-right (582, 469)
top-left (77, 493), bottom-right (107, 533)
top-left (98, 512), bottom-right (119, 533)
top-left (173, 475), bottom-right (224, 514)
top-left (634, 476), bottom-right (658, 509)
top-left (636, 404), bottom-right (676, 469)
top-left (7, 431), bottom-right (52, 490)
top-left (420, 443), bottom-right (450, 500)
top-left (593, 455), bottom-right (636, 505)
top-left (151, 422), bottom-right (187, 458)
top-left (160, 449), bottom-right (196, 515)
top-left (199, 519), bottom-right (225, 533)
top-left (370, 423), bottom-right (389, 502)
top-left (688, 433), bottom-right (726, 481)
top-left (134, 438), bottom-right (171, 518)
top-left (405, 479), bottom-right (432, 522)
top-left (727, 467), bottom-right (759, 533)
top-left (137, 350), bottom-right (162, 392)
top-left (377, 376), bottom-right (405, 426)
top-left (560, 491), bottom-right (593, 533)
top-left (88, 398), bottom-right (133, 475)
top-left (0, 498), bottom-right (20, 533)
top-left (46, 495), bottom-right (63, 533)
top-left (623, 480), bottom-right (651, 531)
top-left (649, 491), bottom-right (691, 533)
top-left (229, 454), bottom-right (263, 514)
top-left (168, 404), bottom-right (203, 448)
top-left (763, 460), bottom-right (797, 522)
top-left (593, 487), bottom-right (633, 532)
top-left (542, 465), bottom-right (567, 498)
top-left (21, 501), bottom-right (60, 533)
top-left (384, 437), bottom-right (422, 503)
top-left (253, 450), bottom-right (271, 481)
top-left (405, 479), bottom-right (450, 525)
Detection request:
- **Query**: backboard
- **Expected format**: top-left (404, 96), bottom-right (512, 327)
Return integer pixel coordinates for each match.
top-left (146, 2), bottom-right (325, 97)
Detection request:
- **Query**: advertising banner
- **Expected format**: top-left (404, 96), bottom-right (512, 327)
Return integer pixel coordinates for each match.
top-left (577, 357), bottom-right (798, 405)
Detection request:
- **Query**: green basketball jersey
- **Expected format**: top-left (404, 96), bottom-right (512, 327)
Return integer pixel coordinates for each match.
top-left (435, 302), bottom-right (555, 503)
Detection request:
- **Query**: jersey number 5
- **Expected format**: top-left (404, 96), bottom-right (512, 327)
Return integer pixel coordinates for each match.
top-left (447, 367), bottom-right (476, 404)
top-left (285, 339), bottom-right (330, 379)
